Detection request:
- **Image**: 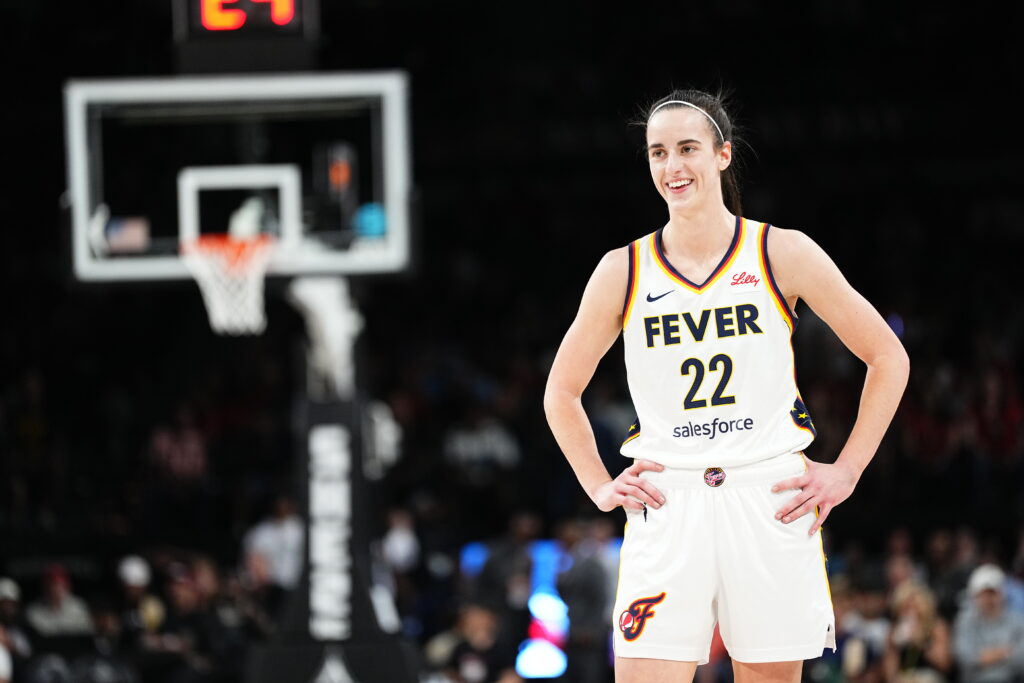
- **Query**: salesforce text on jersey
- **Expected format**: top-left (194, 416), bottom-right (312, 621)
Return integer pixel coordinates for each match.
top-left (673, 417), bottom-right (754, 440)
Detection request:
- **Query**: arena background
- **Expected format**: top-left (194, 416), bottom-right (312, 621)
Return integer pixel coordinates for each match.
top-left (1, 2), bottom-right (1023, 682)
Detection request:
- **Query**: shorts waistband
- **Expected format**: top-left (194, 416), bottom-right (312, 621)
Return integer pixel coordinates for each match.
top-left (636, 451), bottom-right (808, 489)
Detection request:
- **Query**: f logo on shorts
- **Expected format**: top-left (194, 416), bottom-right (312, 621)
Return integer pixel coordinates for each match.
top-left (618, 592), bottom-right (666, 641)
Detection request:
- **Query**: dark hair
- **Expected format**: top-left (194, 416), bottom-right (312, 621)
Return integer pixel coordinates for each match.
top-left (631, 88), bottom-right (745, 215)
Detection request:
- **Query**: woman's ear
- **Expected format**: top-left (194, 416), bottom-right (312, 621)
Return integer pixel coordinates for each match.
top-left (718, 140), bottom-right (733, 172)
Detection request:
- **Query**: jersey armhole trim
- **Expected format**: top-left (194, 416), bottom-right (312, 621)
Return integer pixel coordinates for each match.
top-left (622, 240), bottom-right (640, 329)
top-left (622, 416), bottom-right (641, 446)
top-left (758, 223), bottom-right (798, 334)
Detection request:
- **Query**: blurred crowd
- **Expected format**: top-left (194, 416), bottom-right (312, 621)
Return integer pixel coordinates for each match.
top-left (395, 515), bottom-right (1024, 683)
top-left (4, 513), bottom-right (1024, 682)
top-left (0, 495), bottom-right (303, 683)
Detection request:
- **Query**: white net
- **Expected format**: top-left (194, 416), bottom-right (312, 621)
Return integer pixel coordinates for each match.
top-left (182, 235), bottom-right (275, 335)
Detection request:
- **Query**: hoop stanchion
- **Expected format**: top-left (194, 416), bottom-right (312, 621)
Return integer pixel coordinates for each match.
top-left (181, 234), bottom-right (275, 335)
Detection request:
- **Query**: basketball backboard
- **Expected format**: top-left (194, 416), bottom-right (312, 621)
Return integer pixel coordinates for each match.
top-left (64, 71), bottom-right (411, 281)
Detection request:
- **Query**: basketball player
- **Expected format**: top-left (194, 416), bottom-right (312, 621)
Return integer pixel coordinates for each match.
top-left (543, 89), bottom-right (909, 683)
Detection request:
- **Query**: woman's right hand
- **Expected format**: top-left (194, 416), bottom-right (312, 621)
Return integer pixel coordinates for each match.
top-left (591, 459), bottom-right (667, 513)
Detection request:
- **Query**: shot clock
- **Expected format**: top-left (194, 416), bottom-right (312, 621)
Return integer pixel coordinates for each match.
top-left (172, 0), bottom-right (319, 72)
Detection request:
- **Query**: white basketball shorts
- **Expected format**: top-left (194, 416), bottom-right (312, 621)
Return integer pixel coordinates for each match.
top-left (612, 450), bottom-right (837, 664)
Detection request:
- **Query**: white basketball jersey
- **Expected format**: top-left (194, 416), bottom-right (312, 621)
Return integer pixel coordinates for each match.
top-left (619, 216), bottom-right (815, 467)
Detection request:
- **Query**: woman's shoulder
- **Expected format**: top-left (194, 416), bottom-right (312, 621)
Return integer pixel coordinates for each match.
top-left (760, 223), bottom-right (850, 302)
top-left (581, 235), bottom-right (652, 309)
top-left (763, 223), bottom-right (815, 252)
top-left (594, 230), bottom-right (655, 273)
top-left (610, 229), bottom-right (656, 254)
top-left (763, 224), bottom-right (832, 274)
top-left (590, 245), bottom-right (629, 285)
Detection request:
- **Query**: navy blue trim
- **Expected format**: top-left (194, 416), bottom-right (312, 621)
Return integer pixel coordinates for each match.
top-left (790, 397), bottom-right (817, 437)
top-left (760, 223), bottom-right (799, 330)
top-left (622, 241), bottom-right (636, 317)
top-left (654, 215), bottom-right (741, 290)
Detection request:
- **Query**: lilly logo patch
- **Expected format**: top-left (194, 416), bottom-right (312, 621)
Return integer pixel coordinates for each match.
top-left (730, 271), bottom-right (760, 287)
top-left (618, 592), bottom-right (666, 641)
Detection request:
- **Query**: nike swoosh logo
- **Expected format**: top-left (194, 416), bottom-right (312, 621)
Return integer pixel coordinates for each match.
top-left (646, 290), bottom-right (673, 302)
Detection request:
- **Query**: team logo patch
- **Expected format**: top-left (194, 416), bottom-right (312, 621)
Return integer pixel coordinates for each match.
top-left (704, 467), bottom-right (726, 487)
top-left (618, 593), bottom-right (665, 641)
top-left (622, 417), bottom-right (641, 446)
top-left (790, 397), bottom-right (817, 436)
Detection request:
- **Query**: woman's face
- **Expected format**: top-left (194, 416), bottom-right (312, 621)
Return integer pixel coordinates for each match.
top-left (645, 107), bottom-right (731, 213)
top-left (899, 592), bottom-right (923, 616)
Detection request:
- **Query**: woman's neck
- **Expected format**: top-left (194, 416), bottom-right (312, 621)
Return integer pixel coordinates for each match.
top-left (662, 205), bottom-right (736, 260)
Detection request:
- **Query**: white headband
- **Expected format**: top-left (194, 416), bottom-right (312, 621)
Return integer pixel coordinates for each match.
top-left (649, 100), bottom-right (725, 142)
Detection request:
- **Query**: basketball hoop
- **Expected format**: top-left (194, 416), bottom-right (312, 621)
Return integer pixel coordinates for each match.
top-left (181, 234), bottom-right (275, 335)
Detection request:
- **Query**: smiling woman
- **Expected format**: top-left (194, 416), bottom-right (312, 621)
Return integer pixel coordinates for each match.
top-left (543, 88), bottom-right (910, 683)
top-left (639, 90), bottom-right (744, 217)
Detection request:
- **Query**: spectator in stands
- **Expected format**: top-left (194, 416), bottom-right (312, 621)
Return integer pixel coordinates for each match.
top-left (967, 367), bottom-right (1023, 468)
top-left (70, 598), bottom-right (140, 683)
top-left (242, 495), bottom-right (304, 620)
top-left (882, 581), bottom-right (952, 682)
top-left (380, 507), bottom-right (422, 627)
top-left (405, 490), bottom-right (461, 641)
top-left (189, 556), bottom-right (256, 681)
top-left (952, 564), bottom-right (1024, 683)
top-left (587, 516), bottom-right (622, 619)
top-left (149, 407), bottom-right (208, 486)
top-left (442, 408), bottom-right (521, 489)
top-left (1005, 531), bottom-right (1024, 615)
top-left (25, 564), bottom-right (93, 637)
top-left (473, 512), bottom-right (537, 661)
top-left (242, 495), bottom-right (304, 591)
top-left (382, 508), bottom-right (421, 576)
top-left (239, 548), bottom-right (277, 626)
top-left (0, 577), bottom-right (32, 672)
top-left (427, 601), bottom-right (520, 683)
top-left (220, 567), bottom-right (276, 641)
top-left (143, 405), bottom-right (212, 547)
top-left (0, 626), bottom-right (10, 683)
top-left (925, 528), bottom-right (969, 622)
top-left (842, 572), bottom-right (891, 681)
top-left (555, 518), bottom-right (611, 683)
top-left (117, 555), bottom-right (165, 648)
top-left (887, 553), bottom-right (923, 600)
top-left (145, 562), bottom-right (214, 683)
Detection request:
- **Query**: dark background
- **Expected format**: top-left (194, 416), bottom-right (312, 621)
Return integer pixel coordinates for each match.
top-left (1, 0), bottom-right (1023, 679)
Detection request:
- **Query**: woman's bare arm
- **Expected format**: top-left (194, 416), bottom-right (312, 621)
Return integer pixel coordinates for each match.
top-left (767, 228), bottom-right (910, 534)
top-left (543, 247), bottom-right (665, 512)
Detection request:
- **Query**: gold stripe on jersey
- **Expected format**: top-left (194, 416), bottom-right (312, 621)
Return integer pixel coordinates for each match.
top-left (622, 240), bottom-right (641, 329)
top-left (757, 222), bottom-right (796, 334)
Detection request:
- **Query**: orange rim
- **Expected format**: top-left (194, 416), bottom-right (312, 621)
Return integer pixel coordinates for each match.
top-left (182, 234), bottom-right (274, 271)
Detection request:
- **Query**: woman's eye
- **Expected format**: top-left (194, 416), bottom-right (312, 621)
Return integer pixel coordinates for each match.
top-left (682, 146), bottom-right (695, 153)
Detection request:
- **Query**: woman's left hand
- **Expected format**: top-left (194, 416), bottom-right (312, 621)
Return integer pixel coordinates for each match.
top-left (771, 457), bottom-right (860, 535)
